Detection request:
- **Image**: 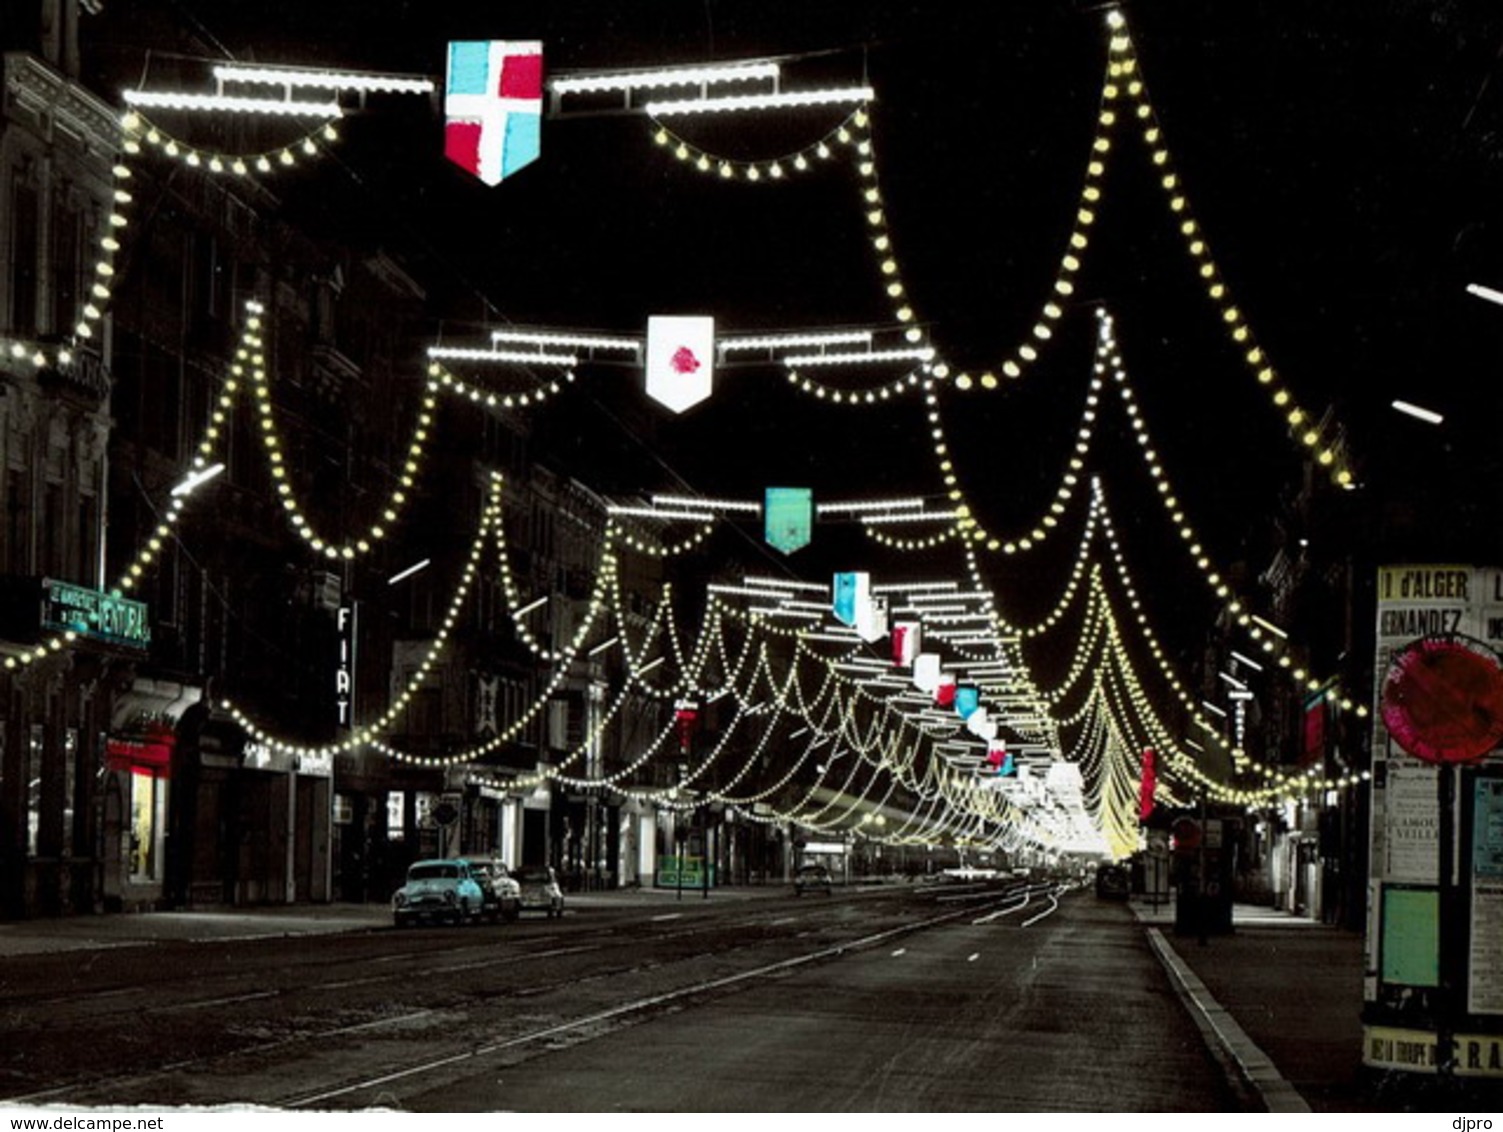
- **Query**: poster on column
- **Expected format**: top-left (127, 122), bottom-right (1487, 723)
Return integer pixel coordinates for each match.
top-left (1383, 762), bottom-right (1439, 884)
top-left (1472, 777), bottom-right (1503, 1014)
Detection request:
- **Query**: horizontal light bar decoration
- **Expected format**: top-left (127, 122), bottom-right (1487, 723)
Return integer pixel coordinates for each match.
top-left (428, 345), bottom-right (579, 366)
top-left (741, 577), bottom-right (829, 591)
top-left (747, 606), bottom-right (823, 619)
top-left (860, 510), bottom-right (962, 525)
top-left (1391, 399), bottom-right (1443, 425)
top-left (120, 110), bottom-right (340, 178)
top-left (906, 589), bottom-right (994, 603)
top-left (1106, 9), bottom-right (1354, 488)
top-left (551, 61), bottom-right (780, 95)
top-left (723, 330), bottom-right (874, 351)
top-left (170, 462), bottom-right (225, 496)
top-left (816, 497), bottom-right (926, 514)
top-left (649, 494), bottom-right (762, 513)
top-left (212, 64), bottom-right (435, 95)
top-left (491, 329), bottom-right (640, 351)
top-left (645, 86), bottom-right (874, 117)
top-left (606, 506), bottom-right (717, 522)
top-left (1466, 282), bottom-right (1503, 307)
top-left (428, 361), bottom-right (575, 413)
top-left (783, 346), bottom-right (933, 367)
top-left (123, 89), bottom-right (343, 117)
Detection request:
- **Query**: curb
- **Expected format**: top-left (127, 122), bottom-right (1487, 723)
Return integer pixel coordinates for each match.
top-left (1146, 926), bottom-right (1312, 1113)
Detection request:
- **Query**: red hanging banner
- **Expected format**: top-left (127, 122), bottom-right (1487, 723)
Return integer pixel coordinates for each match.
top-left (1138, 747), bottom-right (1157, 822)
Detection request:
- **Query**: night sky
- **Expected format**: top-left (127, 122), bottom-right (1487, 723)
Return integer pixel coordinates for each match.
top-left (81, 1), bottom-right (1503, 691)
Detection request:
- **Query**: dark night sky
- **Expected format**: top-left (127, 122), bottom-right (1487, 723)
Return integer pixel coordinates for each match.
top-left (81, 1), bottom-right (1503, 688)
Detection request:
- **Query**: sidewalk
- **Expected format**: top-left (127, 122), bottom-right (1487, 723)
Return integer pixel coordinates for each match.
top-left (1132, 897), bottom-right (1503, 1113)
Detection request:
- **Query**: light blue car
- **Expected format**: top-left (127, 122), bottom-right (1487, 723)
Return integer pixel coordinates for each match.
top-left (392, 858), bottom-right (486, 926)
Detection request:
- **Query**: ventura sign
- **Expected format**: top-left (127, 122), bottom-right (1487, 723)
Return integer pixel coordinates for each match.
top-left (41, 580), bottom-right (150, 649)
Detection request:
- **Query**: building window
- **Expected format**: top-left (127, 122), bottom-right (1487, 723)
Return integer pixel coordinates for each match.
top-left (7, 474), bottom-right (29, 575)
top-left (9, 177), bottom-right (39, 335)
top-left (43, 483), bottom-right (62, 574)
top-left (62, 729), bottom-right (77, 857)
top-left (387, 790), bottom-right (405, 842)
top-left (51, 199), bottom-right (80, 335)
top-left (77, 495), bottom-right (96, 585)
top-left (129, 769), bottom-right (159, 880)
top-left (26, 724), bottom-right (43, 857)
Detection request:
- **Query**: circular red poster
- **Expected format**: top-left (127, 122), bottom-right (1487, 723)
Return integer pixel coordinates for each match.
top-left (1381, 634), bottom-right (1503, 764)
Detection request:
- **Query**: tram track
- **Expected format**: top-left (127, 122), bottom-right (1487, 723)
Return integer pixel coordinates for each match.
top-left (2, 885), bottom-right (1042, 1110)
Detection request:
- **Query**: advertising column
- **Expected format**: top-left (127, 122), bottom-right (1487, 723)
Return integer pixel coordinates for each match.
top-left (1364, 565), bottom-right (1503, 1080)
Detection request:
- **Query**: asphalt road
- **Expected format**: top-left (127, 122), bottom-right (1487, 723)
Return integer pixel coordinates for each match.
top-left (0, 883), bottom-right (1240, 1112)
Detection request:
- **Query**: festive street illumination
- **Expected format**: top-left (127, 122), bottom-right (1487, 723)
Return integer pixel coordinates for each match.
top-left (169, 463), bottom-right (225, 497)
top-left (551, 61), bottom-right (781, 95)
top-left (491, 330), bottom-right (638, 351)
top-left (122, 89), bottom-right (343, 117)
top-left (212, 64), bottom-right (435, 95)
top-left (723, 331), bottom-right (874, 351)
top-left (650, 495), bottom-right (761, 513)
top-left (1466, 282), bottom-right (1503, 307)
top-left (644, 86), bottom-right (874, 116)
top-left (1391, 399), bottom-right (1444, 425)
top-left (387, 559), bottom-right (431, 586)
top-left (427, 345), bottom-right (579, 365)
top-left (781, 347), bottom-right (934, 367)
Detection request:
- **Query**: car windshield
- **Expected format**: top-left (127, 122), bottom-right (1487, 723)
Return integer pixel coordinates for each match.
top-left (513, 867), bottom-right (551, 882)
top-left (409, 863), bottom-right (459, 881)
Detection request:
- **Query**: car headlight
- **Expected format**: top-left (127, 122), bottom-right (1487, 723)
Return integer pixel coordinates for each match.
top-left (394, 892), bottom-right (408, 907)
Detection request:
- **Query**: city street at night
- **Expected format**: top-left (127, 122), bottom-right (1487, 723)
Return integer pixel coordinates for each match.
top-left (4, 0), bottom-right (1503, 1117)
top-left (3, 881), bottom-right (1252, 1111)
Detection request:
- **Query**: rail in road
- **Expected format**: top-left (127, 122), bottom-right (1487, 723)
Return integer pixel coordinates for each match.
top-left (1, 880), bottom-right (1069, 1110)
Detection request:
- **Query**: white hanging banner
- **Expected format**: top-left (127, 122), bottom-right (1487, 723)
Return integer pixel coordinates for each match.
top-left (646, 315), bottom-right (715, 413)
top-left (856, 594), bottom-right (888, 643)
top-left (913, 653), bottom-right (941, 693)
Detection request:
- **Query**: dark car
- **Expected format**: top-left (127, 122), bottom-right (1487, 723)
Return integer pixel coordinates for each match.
top-left (794, 864), bottom-right (834, 896)
top-left (1094, 863), bottom-right (1131, 900)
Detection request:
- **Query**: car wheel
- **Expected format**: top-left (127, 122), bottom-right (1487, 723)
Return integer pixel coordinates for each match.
top-left (503, 903), bottom-right (520, 923)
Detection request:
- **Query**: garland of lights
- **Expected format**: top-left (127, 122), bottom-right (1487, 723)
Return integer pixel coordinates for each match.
top-left (428, 360), bottom-right (577, 413)
top-left (1105, 11), bottom-right (1354, 488)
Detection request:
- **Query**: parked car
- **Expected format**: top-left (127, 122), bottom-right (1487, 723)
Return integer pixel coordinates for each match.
top-left (793, 863), bottom-right (834, 896)
top-left (392, 858), bottom-right (486, 926)
top-left (464, 858), bottom-right (522, 922)
top-left (511, 864), bottom-right (565, 918)
top-left (1094, 863), bottom-right (1131, 901)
